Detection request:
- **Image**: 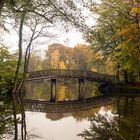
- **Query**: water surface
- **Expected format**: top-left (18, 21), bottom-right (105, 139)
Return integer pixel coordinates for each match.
top-left (26, 111), bottom-right (90, 140)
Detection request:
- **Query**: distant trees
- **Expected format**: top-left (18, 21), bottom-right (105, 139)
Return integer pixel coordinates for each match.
top-left (28, 43), bottom-right (97, 71)
top-left (28, 43), bottom-right (117, 74)
top-left (42, 43), bottom-right (73, 69)
top-left (28, 52), bottom-right (42, 71)
top-left (73, 44), bottom-right (93, 70)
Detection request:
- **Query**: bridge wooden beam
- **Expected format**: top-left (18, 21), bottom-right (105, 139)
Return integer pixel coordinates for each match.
top-left (78, 78), bottom-right (85, 101)
top-left (50, 79), bottom-right (57, 102)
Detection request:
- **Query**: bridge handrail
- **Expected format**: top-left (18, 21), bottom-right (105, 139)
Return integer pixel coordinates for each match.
top-left (27, 69), bottom-right (118, 83)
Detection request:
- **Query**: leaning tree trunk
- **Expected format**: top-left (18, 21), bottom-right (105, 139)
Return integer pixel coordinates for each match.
top-left (12, 11), bottom-right (26, 140)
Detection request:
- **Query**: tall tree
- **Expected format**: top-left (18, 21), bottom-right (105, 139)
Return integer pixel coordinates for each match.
top-left (87, 0), bottom-right (140, 78)
top-left (0, 0), bottom-right (87, 139)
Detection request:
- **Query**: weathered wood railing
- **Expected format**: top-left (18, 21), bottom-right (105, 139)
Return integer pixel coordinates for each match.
top-left (27, 69), bottom-right (118, 83)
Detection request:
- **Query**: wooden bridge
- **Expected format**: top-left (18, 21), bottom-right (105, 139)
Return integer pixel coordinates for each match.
top-left (26, 69), bottom-right (119, 102)
top-left (24, 95), bottom-right (114, 113)
top-left (27, 69), bottom-right (118, 83)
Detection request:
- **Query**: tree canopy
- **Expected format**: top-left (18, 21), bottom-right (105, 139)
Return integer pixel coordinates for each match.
top-left (88, 0), bottom-right (140, 80)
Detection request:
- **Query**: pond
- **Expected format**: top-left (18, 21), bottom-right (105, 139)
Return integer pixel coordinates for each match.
top-left (23, 80), bottom-right (110, 140)
top-left (25, 79), bottom-right (100, 101)
top-left (25, 111), bottom-right (90, 140)
top-left (2, 80), bottom-right (140, 140)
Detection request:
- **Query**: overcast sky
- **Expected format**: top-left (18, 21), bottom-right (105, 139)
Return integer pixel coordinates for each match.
top-left (1, 3), bottom-right (96, 54)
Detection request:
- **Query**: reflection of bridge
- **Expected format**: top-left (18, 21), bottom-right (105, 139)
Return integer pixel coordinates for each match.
top-left (24, 95), bottom-right (114, 113)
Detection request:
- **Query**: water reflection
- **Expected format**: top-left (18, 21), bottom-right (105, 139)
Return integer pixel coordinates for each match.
top-left (26, 111), bottom-right (90, 140)
top-left (23, 80), bottom-right (103, 139)
top-left (79, 97), bottom-right (140, 140)
top-left (25, 105), bottom-right (115, 140)
top-left (25, 79), bottom-right (99, 101)
top-left (0, 97), bottom-right (14, 139)
top-left (23, 81), bottom-right (140, 140)
top-left (24, 95), bottom-right (114, 114)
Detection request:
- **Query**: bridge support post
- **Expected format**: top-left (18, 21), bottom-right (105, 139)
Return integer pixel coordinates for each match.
top-left (78, 79), bottom-right (85, 101)
top-left (50, 79), bottom-right (57, 102)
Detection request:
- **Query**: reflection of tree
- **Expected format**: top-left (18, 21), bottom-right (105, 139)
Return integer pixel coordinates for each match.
top-left (25, 79), bottom-right (101, 101)
top-left (45, 113), bottom-right (69, 121)
top-left (78, 113), bottom-right (119, 140)
top-left (65, 79), bottom-right (78, 100)
top-left (25, 81), bottom-right (50, 100)
top-left (57, 85), bottom-right (66, 101)
top-left (78, 98), bottom-right (140, 140)
top-left (72, 105), bottom-right (115, 122)
top-left (72, 108), bottom-right (100, 122)
top-left (0, 100), bottom-right (14, 139)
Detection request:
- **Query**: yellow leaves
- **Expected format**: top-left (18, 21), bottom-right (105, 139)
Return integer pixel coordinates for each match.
top-left (59, 61), bottom-right (66, 69)
top-left (50, 50), bottom-right (60, 69)
top-left (91, 67), bottom-right (97, 72)
top-left (115, 24), bottom-right (138, 37)
top-left (130, 3), bottom-right (140, 13)
top-left (131, 7), bottom-right (140, 13)
top-left (49, 50), bottom-right (66, 69)
top-left (96, 51), bottom-right (104, 59)
top-left (57, 85), bottom-right (66, 101)
top-left (115, 39), bottom-right (131, 50)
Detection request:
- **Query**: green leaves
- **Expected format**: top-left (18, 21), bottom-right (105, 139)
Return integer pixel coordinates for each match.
top-left (88, 0), bottom-right (140, 77)
top-left (0, 46), bottom-right (17, 94)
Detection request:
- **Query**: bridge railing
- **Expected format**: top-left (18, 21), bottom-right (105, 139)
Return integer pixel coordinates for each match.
top-left (28, 69), bottom-right (118, 83)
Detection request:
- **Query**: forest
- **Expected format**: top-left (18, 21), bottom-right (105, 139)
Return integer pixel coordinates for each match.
top-left (0, 0), bottom-right (140, 140)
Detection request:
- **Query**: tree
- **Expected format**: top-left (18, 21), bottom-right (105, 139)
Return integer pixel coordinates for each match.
top-left (78, 113), bottom-right (120, 140)
top-left (87, 0), bottom-right (140, 78)
top-left (0, 46), bottom-right (17, 95)
top-left (0, 1), bottom-right (88, 139)
top-left (42, 43), bottom-right (95, 70)
top-left (43, 44), bottom-right (71, 69)
top-left (28, 52), bottom-right (43, 71)
top-left (73, 44), bottom-right (94, 70)
top-left (0, 46), bottom-right (17, 139)
top-left (78, 99), bottom-right (140, 140)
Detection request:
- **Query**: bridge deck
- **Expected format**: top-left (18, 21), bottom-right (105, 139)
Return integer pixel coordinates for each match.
top-left (27, 69), bottom-right (118, 83)
top-left (24, 95), bottom-right (114, 113)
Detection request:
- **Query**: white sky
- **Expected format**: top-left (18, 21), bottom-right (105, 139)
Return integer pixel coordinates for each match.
top-left (1, 3), bottom-right (96, 54)
top-left (2, 27), bottom-right (86, 54)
